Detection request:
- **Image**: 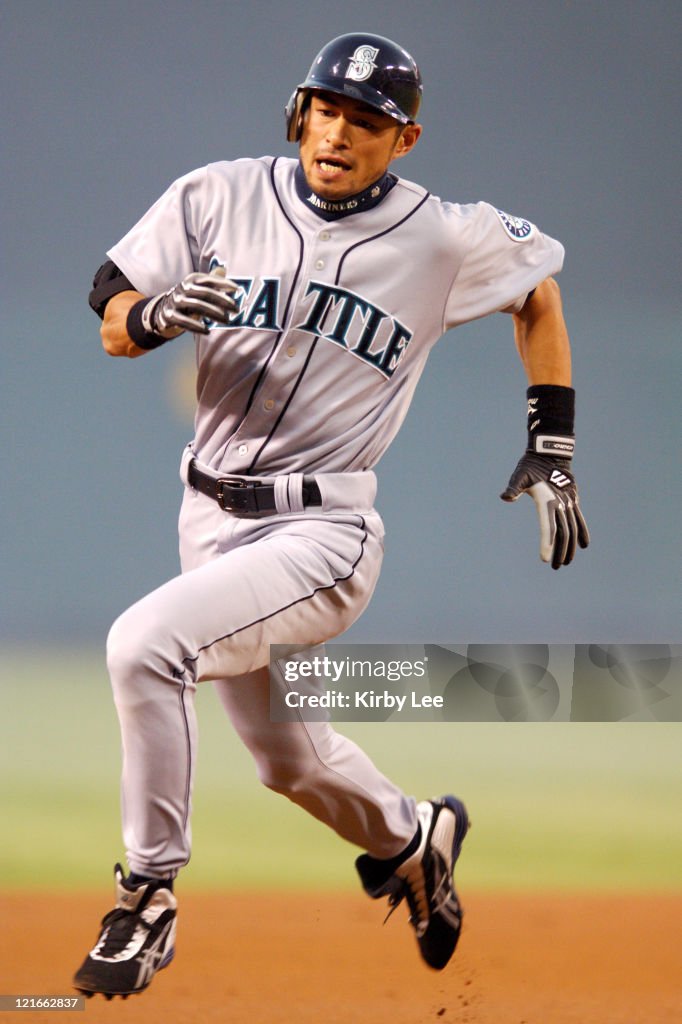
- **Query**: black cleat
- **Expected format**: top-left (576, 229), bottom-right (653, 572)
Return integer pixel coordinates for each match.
top-left (356, 796), bottom-right (469, 970)
top-left (73, 864), bottom-right (176, 998)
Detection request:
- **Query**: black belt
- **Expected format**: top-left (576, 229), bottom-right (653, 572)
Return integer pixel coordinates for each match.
top-left (187, 459), bottom-right (322, 515)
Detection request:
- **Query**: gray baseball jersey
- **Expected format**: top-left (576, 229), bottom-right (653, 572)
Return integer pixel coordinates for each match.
top-left (104, 156), bottom-right (563, 878)
top-left (109, 157), bottom-right (563, 473)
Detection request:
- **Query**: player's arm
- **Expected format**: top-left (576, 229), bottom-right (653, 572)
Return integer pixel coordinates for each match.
top-left (511, 277), bottom-right (571, 386)
top-left (500, 277), bottom-right (590, 569)
top-left (89, 260), bottom-right (239, 359)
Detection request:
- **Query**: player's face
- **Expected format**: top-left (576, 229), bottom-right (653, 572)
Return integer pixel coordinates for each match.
top-left (299, 92), bottom-right (421, 199)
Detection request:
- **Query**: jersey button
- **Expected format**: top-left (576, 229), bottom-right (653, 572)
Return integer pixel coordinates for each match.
top-left (315, 259), bottom-right (325, 270)
top-left (320, 230), bottom-right (331, 241)
top-left (264, 399), bottom-right (274, 411)
top-left (287, 346), bottom-right (297, 357)
top-left (238, 444), bottom-right (248, 456)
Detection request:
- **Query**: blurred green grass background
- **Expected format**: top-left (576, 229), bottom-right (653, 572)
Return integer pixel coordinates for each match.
top-left (2, 649), bottom-right (681, 892)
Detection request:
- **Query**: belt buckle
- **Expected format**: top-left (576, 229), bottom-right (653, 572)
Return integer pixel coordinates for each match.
top-left (216, 476), bottom-right (261, 514)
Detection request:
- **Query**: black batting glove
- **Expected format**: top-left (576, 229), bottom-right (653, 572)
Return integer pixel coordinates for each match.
top-left (500, 384), bottom-right (590, 569)
top-left (142, 266), bottom-right (239, 339)
top-left (500, 451), bottom-right (590, 569)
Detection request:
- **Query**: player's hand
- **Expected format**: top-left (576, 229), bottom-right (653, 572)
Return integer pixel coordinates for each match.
top-left (143, 266), bottom-right (239, 338)
top-left (500, 451), bottom-right (590, 569)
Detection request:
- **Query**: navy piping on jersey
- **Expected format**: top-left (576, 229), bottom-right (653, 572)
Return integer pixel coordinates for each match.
top-left (248, 163), bottom-right (431, 471)
top-left (246, 156), bottom-right (320, 474)
top-left (242, 158), bottom-right (309, 474)
top-left (335, 190), bottom-right (431, 284)
top-left (216, 159), bottom-right (307, 472)
top-left (248, 337), bottom-right (320, 473)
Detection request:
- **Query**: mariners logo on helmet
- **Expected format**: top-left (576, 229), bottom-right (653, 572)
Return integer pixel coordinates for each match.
top-left (285, 33), bottom-right (422, 142)
top-left (346, 45), bottom-right (379, 82)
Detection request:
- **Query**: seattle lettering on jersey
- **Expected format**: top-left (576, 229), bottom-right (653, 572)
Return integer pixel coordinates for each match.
top-left (296, 281), bottom-right (412, 379)
top-left (204, 268), bottom-right (282, 331)
top-left (205, 260), bottom-right (412, 379)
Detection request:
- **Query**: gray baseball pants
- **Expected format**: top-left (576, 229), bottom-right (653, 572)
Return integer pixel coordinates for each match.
top-left (106, 460), bottom-right (417, 878)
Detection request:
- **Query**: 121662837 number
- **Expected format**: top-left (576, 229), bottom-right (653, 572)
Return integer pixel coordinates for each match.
top-left (0, 996), bottom-right (85, 1011)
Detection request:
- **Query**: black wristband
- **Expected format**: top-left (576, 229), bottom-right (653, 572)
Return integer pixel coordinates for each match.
top-left (126, 298), bottom-right (169, 351)
top-left (527, 384), bottom-right (575, 456)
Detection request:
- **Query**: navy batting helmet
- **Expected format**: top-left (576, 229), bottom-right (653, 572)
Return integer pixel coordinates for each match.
top-left (286, 33), bottom-right (422, 142)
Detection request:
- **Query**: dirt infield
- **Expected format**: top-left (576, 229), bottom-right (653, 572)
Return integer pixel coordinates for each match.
top-left (2, 890), bottom-right (680, 1023)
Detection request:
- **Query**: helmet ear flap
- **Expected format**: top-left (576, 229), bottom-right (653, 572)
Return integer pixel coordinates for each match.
top-left (285, 89), bottom-right (309, 143)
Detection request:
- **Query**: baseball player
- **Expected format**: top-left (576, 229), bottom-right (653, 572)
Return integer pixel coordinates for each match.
top-left (73, 33), bottom-right (589, 1000)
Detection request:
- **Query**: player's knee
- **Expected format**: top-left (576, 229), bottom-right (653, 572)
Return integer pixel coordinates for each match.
top-left (106, 613), bottom-right (142, 692)
top-left (256, 757), bottom-right (312, 797)
top-left (106, 609), bottom-right (167, 697)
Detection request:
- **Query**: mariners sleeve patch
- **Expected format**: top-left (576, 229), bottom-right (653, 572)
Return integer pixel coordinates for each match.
top-left (494, 208), bottom-right (535, 241)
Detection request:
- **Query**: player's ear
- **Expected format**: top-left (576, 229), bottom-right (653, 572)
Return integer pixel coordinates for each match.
top-left (392, 123), bottom-right (422, 160)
